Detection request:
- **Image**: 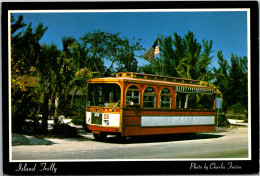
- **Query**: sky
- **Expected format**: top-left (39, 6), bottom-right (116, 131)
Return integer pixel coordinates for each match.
top-left (11, 10), bottom-right (248, 69)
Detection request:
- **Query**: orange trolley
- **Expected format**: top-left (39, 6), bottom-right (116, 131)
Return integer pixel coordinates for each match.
top-left (86, 72), bottom-right (217, 142)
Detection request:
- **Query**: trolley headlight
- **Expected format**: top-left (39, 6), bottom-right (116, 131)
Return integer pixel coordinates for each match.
top-left (129, 100), bottom-right (134, 106)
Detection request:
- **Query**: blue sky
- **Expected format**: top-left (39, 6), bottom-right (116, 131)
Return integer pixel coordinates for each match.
top-left (12, 10), bottom-right (248, 69)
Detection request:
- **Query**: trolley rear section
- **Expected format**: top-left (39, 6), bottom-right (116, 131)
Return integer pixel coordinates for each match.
top-left (86, 72), bottom-right (217, 142)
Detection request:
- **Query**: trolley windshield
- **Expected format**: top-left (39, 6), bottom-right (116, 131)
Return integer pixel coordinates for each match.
top-left (87, 83), bottom-right (121, 108)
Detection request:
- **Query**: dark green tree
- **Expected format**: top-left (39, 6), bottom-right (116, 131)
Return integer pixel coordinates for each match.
top-left (213, 51), bottom-right (248, 113)
top-left (11, 15), bottom-right (49, 133)
top-left (115, 38), bottom-right (142, 72)
top-left (226, 53), bottom-right (248, 111)
top-left (141, 31), bottom-right (216, 109)
top-left (140, 31), bottom-right (213, 81)
top-left (11, 15), bottom-right (48, 75)
top-left (139, 36), bottom-right (177, 76)
top-left (37, 44), bottom-right (61, 132)
top-left (60, 37), bottom-right (91, 120)
top-left (159, 36), bottom-right (176, 76)
top-left (80, 30), bottom-right (144, 77)
top-left (212, 50), bottom-right (229, 110)
top-left (175, 31), bottom-right (213, 80)
top-left (138, 59), bottom-right (159, 74)
top-left (69, 39), bottom-right (89, 107)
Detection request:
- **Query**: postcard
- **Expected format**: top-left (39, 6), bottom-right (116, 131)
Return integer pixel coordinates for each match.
top-left (2, 1), bottom-right (259, 175)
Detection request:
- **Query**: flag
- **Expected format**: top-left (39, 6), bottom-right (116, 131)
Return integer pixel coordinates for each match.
top-left (154, 46), bottom-right (160, 55)
top-left (143, 39), bottom-right (159, 62)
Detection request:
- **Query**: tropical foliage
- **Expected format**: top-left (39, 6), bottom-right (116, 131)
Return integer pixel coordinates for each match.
top-left (140, 31), bottom-right (248, 118)
top-left (212, 51), bottom-right (248, 113)
top-left (80, 30), bottom-right (144, 77)
top-left (11, 15), bottom-right (144, 134)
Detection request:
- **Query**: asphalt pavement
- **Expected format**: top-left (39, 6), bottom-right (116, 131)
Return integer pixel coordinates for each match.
top-left (11, 126), bottom-right (249, 160)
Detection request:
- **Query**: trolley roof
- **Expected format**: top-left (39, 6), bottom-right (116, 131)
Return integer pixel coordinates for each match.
top-left (88, 72), bottom-right (215, 91)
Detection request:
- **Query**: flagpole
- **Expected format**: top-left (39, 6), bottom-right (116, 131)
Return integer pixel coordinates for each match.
top-left (160, 38), bottom-right (163, 75)
top-left (143, 38), bottom-right (161, 74)
top-left (157, 37), bottom-right (162, 76)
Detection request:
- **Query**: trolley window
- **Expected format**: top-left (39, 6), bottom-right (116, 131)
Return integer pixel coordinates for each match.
top-left (176, 93), bottom-right (186, 109)
top-left (87, 83), bottom-right (121, 107)
top-left (143, 87), bottom-right (156, 108)
top-left (160, 88), bottom-right (171, 108)
top-left (176, 92), bottom-right (215, 109)
top-left (126, 85), bottom-right (140, 106)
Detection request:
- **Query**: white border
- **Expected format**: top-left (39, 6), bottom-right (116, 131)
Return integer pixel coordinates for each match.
top-left (246, 9), bottom-right (251, 160)
top-left (8, 8), bottom-right (251, 162)
top-left (9, 9), bottom-right (249, 13)
top-left (8, 11), bottom-right (12, 162)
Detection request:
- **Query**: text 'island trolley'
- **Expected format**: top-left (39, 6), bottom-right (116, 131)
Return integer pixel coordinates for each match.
top-left (86, 72), bottom-right (217, 142)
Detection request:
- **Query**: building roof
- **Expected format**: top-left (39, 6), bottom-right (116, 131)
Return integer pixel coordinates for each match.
top-left (12, 75), bottom-right (39, 91)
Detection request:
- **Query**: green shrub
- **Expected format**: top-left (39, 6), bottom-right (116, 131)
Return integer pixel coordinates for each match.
top-left (226, 102), bottom-right (248, 121)
top-left (217, 114), bottom-right (230, 127)
top-left (71, 117), bottom-right (83, 125)
top-left (21, 120), bottom-right (42, 135)
top-left (51, 123), bottom-right (78, 137)
top-left (71, 96), bottom-right (85, 126)
top-left (230, 102), bottom-right (245, 114)
top-left (11, 89), bottom-right (40, 134)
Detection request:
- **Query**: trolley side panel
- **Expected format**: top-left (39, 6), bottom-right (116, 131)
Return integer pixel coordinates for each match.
top-left (123, 125), bottom-right (215, 136)
top-left (123, 109), bottom-right (216, 136)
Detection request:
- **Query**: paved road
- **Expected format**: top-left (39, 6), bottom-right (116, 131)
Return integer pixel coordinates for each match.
top-left (12, 127), bottom-right (248, 160)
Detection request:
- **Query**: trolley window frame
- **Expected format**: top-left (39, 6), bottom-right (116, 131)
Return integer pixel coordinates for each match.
top-left (142, 86), bottom-right (156, 109)
top-left (125, 84), bottom-right (140, 107)
top-left (159, 88), bottom-right (172, 109)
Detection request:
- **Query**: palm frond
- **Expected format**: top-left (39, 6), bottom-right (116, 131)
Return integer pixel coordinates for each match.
top-left (200, 81), bottom-right (222, 97)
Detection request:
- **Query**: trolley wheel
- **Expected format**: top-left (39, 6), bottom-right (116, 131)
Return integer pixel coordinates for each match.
top-left (93, 133), bottom-right (107, 142)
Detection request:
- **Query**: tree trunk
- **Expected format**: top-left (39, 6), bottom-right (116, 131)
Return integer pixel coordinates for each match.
top-left (41, 92), bottom-right (49, 134)
top-left (37, 104), bottom-right (42, 118)
top-left (70, 86), bottom-right (79, 108)
top-left (54, 95), bottom-right (59, 125)
top-left (64, 88), bottom-right (69, 119)
top-left (184, 94), bottom-right (189, 109)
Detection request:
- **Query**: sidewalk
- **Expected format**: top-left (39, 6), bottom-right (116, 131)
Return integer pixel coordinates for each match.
top-left (227, 119), bottom-right (248, 126)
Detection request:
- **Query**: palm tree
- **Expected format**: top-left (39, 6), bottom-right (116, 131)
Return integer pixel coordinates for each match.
top-left (38, 44), bottom-right (61, 132)
top-left (173, 31), bottom-right (214, 108)
top-left (138, 64), bottom-right (156, 74)
top-left (138, 57), bottom-right (163, 75)
top-left (69, 40), bottom-right (89, 107)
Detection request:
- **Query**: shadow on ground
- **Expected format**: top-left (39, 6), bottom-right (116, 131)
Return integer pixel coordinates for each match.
top-left (12, 133), bottom-right (55, 146)
top-left (12, 131), bottom-right (224, 145)
top-left (12, 133), bottom-right (93, 146)
top-left (102, 132), bottom-right (224, 144)
top-left (61, 136), bottom-right (92, 142)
